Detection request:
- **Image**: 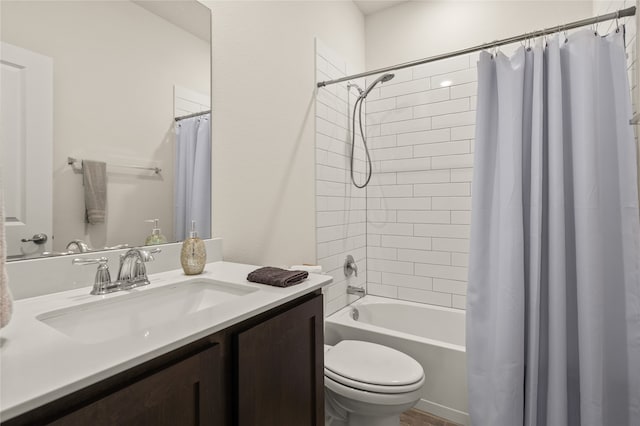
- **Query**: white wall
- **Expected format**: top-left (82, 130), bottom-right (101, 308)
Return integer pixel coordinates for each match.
top-left (1, 1), bottom-right (210, 251)
top-left (366, 1), bottom-right (593, 70)
top-left (204, 1), bottom-right (365, 267)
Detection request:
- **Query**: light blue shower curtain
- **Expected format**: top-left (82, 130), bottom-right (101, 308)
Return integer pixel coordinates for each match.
top-left (174, 113), bottom-right (211, 241)
top-left (467, 29), bottom-right (640, 426)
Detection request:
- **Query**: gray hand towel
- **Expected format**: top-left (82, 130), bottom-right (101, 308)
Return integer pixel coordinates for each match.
top-left (247, 267), bottom-right (308, 287)
top-left (83, 160), bottom-right (107, 224)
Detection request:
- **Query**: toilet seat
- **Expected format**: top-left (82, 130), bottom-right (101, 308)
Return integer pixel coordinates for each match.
top-left (324, 340), bottom-right (425, 394)
top-left (325, 367), bottom-right (425, 394)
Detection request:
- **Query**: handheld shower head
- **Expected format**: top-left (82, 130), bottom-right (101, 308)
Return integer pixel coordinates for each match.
top-left (347, 82), bottom-right (364, 96)
top-left (361, 73), bottom-right (395, 98)
top-left (347, 72), bottom-right (395, 189)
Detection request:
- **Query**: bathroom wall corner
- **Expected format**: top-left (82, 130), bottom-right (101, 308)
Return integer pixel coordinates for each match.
top-left (315, 39), bottom-right (367, 316)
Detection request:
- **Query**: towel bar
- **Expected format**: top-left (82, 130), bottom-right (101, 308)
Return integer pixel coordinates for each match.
top-left (67, 157), bottom-right (161, 174)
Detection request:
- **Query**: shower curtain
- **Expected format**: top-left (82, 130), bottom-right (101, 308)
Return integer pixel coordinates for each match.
top-left (174, 113), bottom-right (211, 241)
top-left (467, 29), bottom-right (640, 426)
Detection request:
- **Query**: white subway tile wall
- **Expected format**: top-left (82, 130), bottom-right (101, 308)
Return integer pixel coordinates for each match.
top-left (365, 53), bottom-right (475, 309)
top-left (316, 39), bottom-right (367, 316)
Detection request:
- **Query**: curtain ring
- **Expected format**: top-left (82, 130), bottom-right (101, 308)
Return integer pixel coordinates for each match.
top-left (615, 11), bottom-right (620, 33)
top-left (563, 25), bottom-right (568, 43)
top-left (593, 14), bottom-right (599, 36)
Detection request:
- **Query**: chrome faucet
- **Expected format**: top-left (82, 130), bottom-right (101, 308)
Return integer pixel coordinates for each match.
top-left (66, 239), bottom-right (90, 253)
top-left (72, 248), bottom-right (161, 295)
top-left (347, 285), bottom-right (365, 297)
top-left (344, 254), bottom-right (358, 277)
top-left (115, 248), bottom-right (161, 289)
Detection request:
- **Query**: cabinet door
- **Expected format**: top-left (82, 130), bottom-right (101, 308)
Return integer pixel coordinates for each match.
top-left (50, 344), bottom-right (221, 426)
top-left (236, 294), bottom-right (324, 426)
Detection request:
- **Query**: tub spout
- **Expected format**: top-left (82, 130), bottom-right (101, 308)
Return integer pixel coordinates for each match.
top-left (347, 285), bottom-right (365, 297)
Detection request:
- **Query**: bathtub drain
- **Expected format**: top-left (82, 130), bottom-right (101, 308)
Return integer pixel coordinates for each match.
top-left (351, 307), bottom-right (359, 321)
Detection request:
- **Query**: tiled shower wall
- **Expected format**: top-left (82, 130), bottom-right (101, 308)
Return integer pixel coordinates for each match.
top-left (315, 39), bottom-right (367, 316)
top-left (364, 55), bottom-right (476, 310)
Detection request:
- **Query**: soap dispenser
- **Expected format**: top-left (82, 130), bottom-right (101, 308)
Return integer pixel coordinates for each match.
top-left (181, 221), bottom-right (206, 275)
top-left (144, 219), bottom-right (168, 245)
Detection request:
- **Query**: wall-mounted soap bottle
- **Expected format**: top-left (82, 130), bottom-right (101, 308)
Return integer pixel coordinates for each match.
top-left (144, 219), bottom-right (168, 245)
top-left (181, 221), bottom-right (206, 275)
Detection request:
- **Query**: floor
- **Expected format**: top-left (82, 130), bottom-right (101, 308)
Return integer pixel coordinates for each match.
top-left (400, 408), bottom-right (462, 426)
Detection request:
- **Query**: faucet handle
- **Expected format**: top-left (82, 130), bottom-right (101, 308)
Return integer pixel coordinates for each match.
top-left (73, 257), bottom-right (115, 295)
top-left (344, 254), bottom-right (358, 277)
top-left (66, 239), bottom-right (90, 253)
top-left (140, 247), bottom-right (161, 262)
top-left (72, 257), bottom-right (108, 267)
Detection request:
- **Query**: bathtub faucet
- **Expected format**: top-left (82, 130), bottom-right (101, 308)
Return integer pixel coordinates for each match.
top-left (347, 285), bottom-right (365, 297)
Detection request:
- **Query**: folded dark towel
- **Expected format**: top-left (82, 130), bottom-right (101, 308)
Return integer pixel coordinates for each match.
top-left (247, 267), bottom-right (309, 287)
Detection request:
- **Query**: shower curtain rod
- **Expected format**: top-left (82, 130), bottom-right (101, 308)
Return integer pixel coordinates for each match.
top-left (174, 110), bottom-right (211, 122)
top-left (316, 6), bottom-right (636, 88)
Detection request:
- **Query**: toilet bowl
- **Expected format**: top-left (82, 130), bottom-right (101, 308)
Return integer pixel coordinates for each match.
top-left (324, 340), bottom-right (425, 426)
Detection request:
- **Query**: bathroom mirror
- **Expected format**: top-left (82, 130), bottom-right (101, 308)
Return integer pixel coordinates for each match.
top-left (0, 0), bottom-right (211, 260)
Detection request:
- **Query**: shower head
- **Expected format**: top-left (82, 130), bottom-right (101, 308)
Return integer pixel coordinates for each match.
top-left (347, 82), bottom-right (364, 96)
top-left (361, 73), bottom-right (395, 98)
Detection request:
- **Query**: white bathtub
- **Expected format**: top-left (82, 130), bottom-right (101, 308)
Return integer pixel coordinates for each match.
top-left (325, 295), bottom-right (469, 426)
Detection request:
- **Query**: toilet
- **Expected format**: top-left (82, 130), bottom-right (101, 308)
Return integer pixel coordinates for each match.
top-left (324, 340), bottom-right (425, 426)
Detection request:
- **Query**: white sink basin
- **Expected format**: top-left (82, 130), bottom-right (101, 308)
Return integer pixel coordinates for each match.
top-left (36, 278), bottom-right (259, 344)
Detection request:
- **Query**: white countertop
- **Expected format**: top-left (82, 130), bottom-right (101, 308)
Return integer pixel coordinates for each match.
top-left (0, 261), bottom-right (332, 422)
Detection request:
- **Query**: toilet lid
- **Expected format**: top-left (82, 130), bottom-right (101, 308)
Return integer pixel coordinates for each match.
top-left (324, 340), bottom-right (424, 388)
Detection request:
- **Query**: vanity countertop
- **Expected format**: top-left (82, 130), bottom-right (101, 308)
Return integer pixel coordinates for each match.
top-left (0, 261), bottom-right (332, 422)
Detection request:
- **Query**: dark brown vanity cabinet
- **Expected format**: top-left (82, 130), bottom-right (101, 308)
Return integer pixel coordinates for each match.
top-left (3, 291), bottom-right (323, 426)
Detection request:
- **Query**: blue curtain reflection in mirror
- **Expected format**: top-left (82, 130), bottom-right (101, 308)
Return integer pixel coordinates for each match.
top-left (174, 113), bottom-right (211, 241)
